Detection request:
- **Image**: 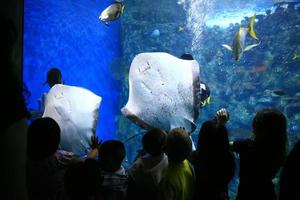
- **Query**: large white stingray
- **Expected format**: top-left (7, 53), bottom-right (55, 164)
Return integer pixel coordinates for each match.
top-left (43, 84), bottom-right (101, 156)
top-left (121, 52), bottom-right (201, 133)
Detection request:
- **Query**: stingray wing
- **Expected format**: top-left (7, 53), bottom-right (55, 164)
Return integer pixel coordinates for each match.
top-left (43, 84), bottom-right (101, 156)
top-left (121, 52), bottom-right (201, 133)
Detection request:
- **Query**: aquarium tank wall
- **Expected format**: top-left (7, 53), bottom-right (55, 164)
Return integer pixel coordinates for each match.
top-left (24, 0), bottom-right (300, 198)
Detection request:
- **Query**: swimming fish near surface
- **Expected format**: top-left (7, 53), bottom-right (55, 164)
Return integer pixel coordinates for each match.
top-left (265, 89), bottom-right (287, 97)
top-left (292, 53), bottom-right (300, 60)
top-left (99, 2), bottom-right (125, 26)
top-left (222, 14), bottom-right (260, 61)
top-left (273, 89), bottom-right (286, 96)
top-left (178, 26), bottom-right (185, 32)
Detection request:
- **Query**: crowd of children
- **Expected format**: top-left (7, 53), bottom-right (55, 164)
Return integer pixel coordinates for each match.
top-left (2, 14), bottom-right (300, 200)
top-left (24, 107), bottom-right (299, 200)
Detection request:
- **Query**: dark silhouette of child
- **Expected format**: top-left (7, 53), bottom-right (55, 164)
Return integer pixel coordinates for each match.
top-left (279, 140), bottom-right (300, 200)
top-left (26, 117), bottom-right (78, 200)
top-left (127, 128), bottom-right (168, 200)
top-left (1, 15), bottom-right (30, 200)
top-left (159, 128), bottom-right (195, 200)
top-left (45, 67), bottom-right (63, 88)
top-left (64, 158), bottom-right (104, 200)
top-left (39, 67), bottom-right (63, 111)
top-left (98, 140), bottom-right (128, 200)
top-left (231, 108), bottom-right (287, 200)
top-left (191, 108), bottom-right (235, 200)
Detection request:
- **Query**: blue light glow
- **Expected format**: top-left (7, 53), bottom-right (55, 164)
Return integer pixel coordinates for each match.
top-left (23, 0), bottom-right (121, 140)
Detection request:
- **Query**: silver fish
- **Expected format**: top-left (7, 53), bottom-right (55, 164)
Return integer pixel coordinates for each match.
top-left (222, 15), bottom-right (260, 61)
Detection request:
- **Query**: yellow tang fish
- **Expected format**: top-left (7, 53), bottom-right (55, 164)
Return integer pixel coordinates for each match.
top-left (99, 2), bottom-right (125, 26)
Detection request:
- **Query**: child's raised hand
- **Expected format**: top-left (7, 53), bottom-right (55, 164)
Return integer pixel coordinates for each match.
top-left (215, 108), bottom-right (229, 126)
top-left (90, 135), bottom-right (102, 150)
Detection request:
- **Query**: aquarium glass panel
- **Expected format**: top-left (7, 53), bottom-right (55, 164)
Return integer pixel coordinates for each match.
top-left (118, 0), bottom-right (300, 197)
top-left (23, 0), bottom-right (300, 198)
top-left (23, 0), bottom-right (121, 141)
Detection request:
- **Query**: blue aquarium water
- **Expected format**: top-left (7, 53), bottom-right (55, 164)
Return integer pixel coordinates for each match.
top-left (23, 0), bottom-right (121, 140)
top-left (24, 0), bottom-right (300, 198)
top-left (117, 0), bottom-right (300, 198)
top-left (117, 0), bottom-right (300, 154)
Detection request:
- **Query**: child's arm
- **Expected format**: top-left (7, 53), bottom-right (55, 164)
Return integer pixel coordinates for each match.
top-left (214, 108), bottom-right (243, 152)
top-left (87, 135), bottom-right (102, 159)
